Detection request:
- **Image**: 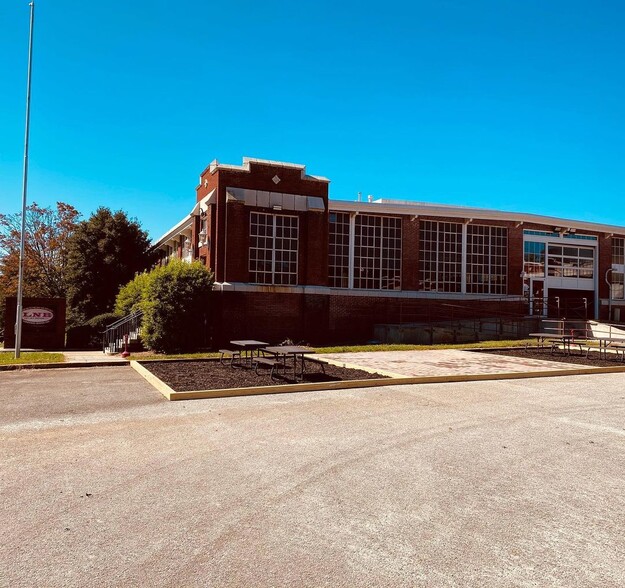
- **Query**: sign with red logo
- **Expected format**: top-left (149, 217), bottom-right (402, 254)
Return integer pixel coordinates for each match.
top-left (22, 307), bottom-right (55, 325)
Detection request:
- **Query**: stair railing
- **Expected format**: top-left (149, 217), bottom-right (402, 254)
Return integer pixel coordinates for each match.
top-left (102, 309), bottom-right (144, 354)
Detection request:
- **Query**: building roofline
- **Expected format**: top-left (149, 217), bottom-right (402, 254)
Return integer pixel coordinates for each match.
top-left (197, 156), bottom-right (330, 188)
top-left (329, 199), bottom-right (625, 236)
top-left (153, 214), bottom-right (193, 246)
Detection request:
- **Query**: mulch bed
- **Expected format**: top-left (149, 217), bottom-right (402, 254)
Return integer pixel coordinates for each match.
top-left (475, 347), bottom-right (625, 368)
top-left (140, 359), bottom-right (388, 392)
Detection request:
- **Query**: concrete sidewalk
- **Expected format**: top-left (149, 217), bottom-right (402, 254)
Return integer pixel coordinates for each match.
top-left (63, 350), bottom-right (127, 363)
top-left (317, 348), bottom-right (589, 377)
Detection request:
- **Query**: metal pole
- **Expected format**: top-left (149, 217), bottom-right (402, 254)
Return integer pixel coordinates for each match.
top-left (605, 268), bottom-right (613, 323)
top-left (15, 2), bottom-right (35, 359)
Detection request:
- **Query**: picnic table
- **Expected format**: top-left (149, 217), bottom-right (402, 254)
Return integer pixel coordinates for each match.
top-left (587, 337), bottom-right (625, 360)
top-left (230, 340), bottom-right (269, 366)
top-left (262, 345), bottom-right (317, 380)
top-left (527, 333), bottom-right (580, 355)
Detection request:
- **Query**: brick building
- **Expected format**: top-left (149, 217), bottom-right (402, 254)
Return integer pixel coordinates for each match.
top-left (155, 157), bottom-right (625, 345)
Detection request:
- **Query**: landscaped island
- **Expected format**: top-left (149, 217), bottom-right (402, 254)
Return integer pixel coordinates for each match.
top-left (140, 359), bottom-right (388, 392)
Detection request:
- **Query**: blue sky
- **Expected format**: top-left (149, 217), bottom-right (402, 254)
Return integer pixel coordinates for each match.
top-left (1, 0), bottom-right (624, 240)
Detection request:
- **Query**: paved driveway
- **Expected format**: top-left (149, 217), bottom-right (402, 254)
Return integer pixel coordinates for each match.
top-left (1, 367), bottom-right (624, 587)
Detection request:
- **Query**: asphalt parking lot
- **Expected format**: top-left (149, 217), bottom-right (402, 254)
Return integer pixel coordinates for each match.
top-left (1, 366), bottom-right (624, 587)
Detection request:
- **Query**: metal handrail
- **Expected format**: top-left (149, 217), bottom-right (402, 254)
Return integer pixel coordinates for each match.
top-left (104, 311), bottom-right (140, 330)
top-left (102, 309), bottom-right (144, 354)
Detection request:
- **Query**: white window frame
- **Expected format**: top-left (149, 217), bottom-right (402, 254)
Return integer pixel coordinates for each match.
top-left (249, 212), bottom-right (299, 286)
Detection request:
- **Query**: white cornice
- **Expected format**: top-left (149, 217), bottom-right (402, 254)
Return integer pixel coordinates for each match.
top-left (329, 199), bottom-right (625, 236)
top-left (153, 215), bottom-right (193, 247)
top-left (200, 157), bottom-right (330, 183)
top-left (213, 282), bottom-right (524, 300)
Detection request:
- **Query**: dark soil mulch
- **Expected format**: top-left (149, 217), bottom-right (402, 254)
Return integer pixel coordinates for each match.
top-left (474, 348), bottom-right (625, 368)
top-left (140, 359), bottom-right (388, 392)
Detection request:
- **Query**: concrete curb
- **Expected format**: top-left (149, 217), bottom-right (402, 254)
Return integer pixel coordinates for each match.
top-left (0, 360), bottom-right (129, 372)
top-left (130, 361), bottom-right (176, 399)
top-left (130, 357), bottom-right (625, 401)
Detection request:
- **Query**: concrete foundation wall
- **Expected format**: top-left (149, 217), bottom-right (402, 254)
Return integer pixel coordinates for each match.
top-left (374, 317), bottom-right (540, 345)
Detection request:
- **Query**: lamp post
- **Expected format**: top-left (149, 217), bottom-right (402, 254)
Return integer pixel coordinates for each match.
top-left (15, 1), bottom-right (35, 359)
top-left (605, 268), bottom-right (613, 322)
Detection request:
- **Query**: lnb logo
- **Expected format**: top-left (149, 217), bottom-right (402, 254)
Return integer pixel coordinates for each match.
top-left (22, 307), bottom-right (54, 325)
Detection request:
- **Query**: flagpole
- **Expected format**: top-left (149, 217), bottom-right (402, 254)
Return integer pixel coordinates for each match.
top-left (15, 1), bottom-right (35, 359)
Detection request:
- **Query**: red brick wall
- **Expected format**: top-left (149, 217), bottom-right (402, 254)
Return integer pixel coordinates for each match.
top-left (507, 222), bottom-right (524, 296)
top-left (212, 290), bottom-right (525, 346)
top-left (597, 236), bottom-right (613, 300)
top-left (327, 294), bottom-right (524, 343)
top-left (223, 202), bottom-right (249, 282)
top-left (305, 212), bottom-right (329, 286)
top-left (198, 161), bottom-right (329, 283)
top-left (213, 291), bottom-right (309, 345)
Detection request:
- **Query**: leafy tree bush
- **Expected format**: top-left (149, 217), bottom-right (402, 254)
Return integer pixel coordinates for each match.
top-left (114, 272), bottom-right (151, 316)
top-left (86, 312), bottom-right (123, 331)
top-left (0, 202), bottom-right (80, 300)
top-left (66, 312), bottom-right (121, 349)
top-left (65, 208), bottom-right (156, 326)
top-left (141, 260), bottom-right (214, 353)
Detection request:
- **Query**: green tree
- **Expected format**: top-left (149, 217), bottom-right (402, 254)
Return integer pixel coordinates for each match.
top-left (141, 260), bottom-right (214, 353)
top-left (0, 202), bottom-right (80, 299)
top-left (65, 208), bottom-right (156, 325)
top-left (114, 271), bottom-right (152, 316)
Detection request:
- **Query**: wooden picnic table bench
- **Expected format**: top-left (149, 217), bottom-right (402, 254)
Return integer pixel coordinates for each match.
top-left (262, 346), bottom-right (317, 380)
top-left (229, 340), bottom-right (269, 366)
top-left (253, 356), bottom-right (285, 379)
top-left (528, 333), bottom-right (577, 355)
top-left (609, 341), bottom-right (625, 362)
top-left (219, 348), bottom-right (241, 367)
top-left (587, 338), bottom-right (625, 361)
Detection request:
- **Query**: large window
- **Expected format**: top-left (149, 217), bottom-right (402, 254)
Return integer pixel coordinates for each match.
top-left (547, 245), bottom-right (594, 278)
top-left (524, 241), bottom-right (545, 277)
top-left (329, 212), bottom-right (350, 288)
top-left (419, 221), bottom-right (462, 292)
top-left (612, 238), bottom-right (624, 299)
top-left (466, 225), bottom-right (508, 294)
top-left (249, 212), bottom-right (298, 285)
top-left (328, 213), bottom-right (402, 289)
top-left (353, 215), bottom-right (402, 290)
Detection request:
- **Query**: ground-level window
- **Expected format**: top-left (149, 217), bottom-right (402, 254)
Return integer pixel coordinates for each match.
top-left (329, 212), bottom-right (350, 288)
top-left (419, 221), bottom-right (462, 292)
top-left (466, 225), bottom-right (508, 294)
top-left (547, 245), bottom-right (594, 278)
top-left (353, 215), bottom-right (402, 290)
top-left (249, 212), bottom-right (298, 285)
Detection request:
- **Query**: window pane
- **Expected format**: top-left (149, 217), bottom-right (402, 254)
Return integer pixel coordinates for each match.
top-left (524, 241), bottom-right (545, 277)
top-left (420, 221), bottom-right (462, 292)
top-left (612, 272), bottom-right (624, 299)
top-left (249, 212), bottom-right (298, 285)
top-left (352, 215), bottom-right (402, 290)
top-left (466, 225), bottom-right (508, 294)
top-left (612, 238), bottom-right (625, 266)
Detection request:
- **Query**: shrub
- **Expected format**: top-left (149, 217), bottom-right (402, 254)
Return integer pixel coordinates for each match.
top-left (141, 260), bottom-right (213, 353)
top-left (115, 272), bottom-right (152, 316)
top-left (86, 312), bottom-right (123, 331)
top-left (65, 325), bottom-right (93, 349)
top-left (66, 312), bottom-right (121, 349)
